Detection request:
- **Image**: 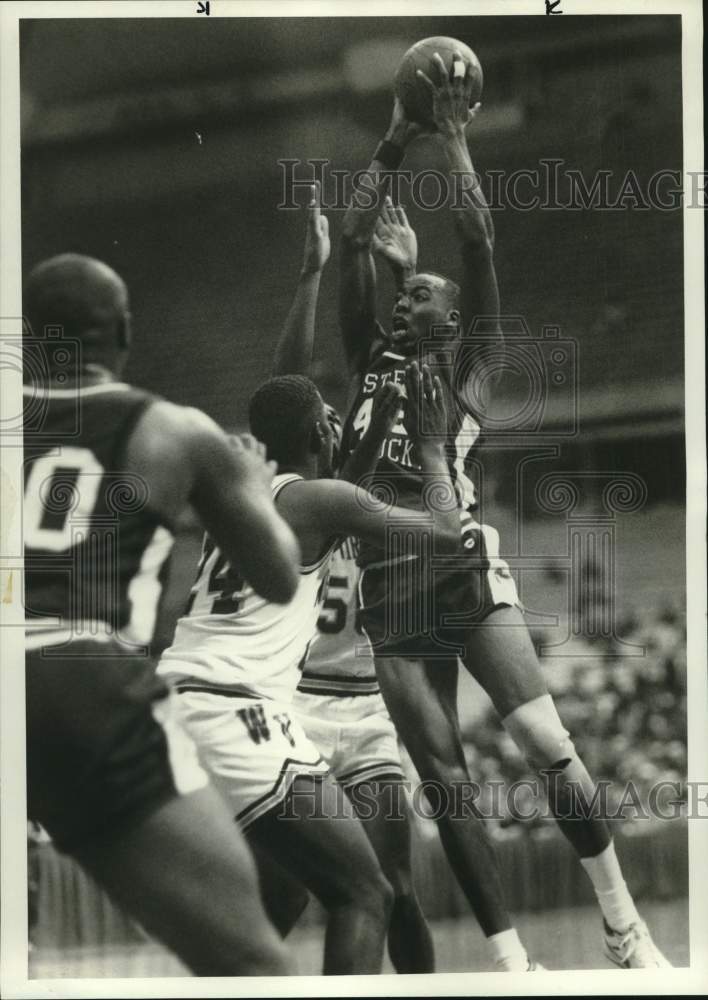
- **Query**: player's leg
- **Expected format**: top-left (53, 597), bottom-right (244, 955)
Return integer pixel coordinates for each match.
top-left (463, 603), bottom-right (670, 967)
top-left (345, 777), bottom-right (434, 973)
top-left (463, 605), bottom-right (611, 851)
top-left (26, 645), bottom-right (290, 977)
top-left (458, 522), bottom-right (613, 854)
top-left (73, 784), bottom-right (291, 976)
top-left (250, 840), bottom-right (311, 937)
top-left (175, 690), bottom-right (391, 974)
top-left (247, 773), bottom-right (393, 975)
top-left (375, 654), bottom-right (531, 971)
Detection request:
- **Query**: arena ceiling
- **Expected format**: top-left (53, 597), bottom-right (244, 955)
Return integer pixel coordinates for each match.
top-left (21, 15), bottom-right (672, 104)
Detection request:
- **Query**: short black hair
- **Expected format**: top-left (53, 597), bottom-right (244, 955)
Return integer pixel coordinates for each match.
top-left (423, 272), bottom-right (461, 310)
top-left (23, 254), bottom-right (128, 344)
top-left (248, 375), bottom-right (323, 466)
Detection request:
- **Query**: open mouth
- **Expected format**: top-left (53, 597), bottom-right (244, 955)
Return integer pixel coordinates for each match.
top-left (391, 316), bottom-right (409, 333)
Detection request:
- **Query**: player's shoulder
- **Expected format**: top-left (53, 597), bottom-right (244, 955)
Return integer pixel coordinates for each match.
top-left (277, 475), bottom-right (355, 505)
top-left (126, 400), bottom-right (225, 474)
top-left (134, 399), bottom-right (221, 442)
top-left (276, 477), bottom-right (361, 527)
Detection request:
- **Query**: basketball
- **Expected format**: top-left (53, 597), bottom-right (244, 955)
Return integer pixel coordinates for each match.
top-left (394, 36), bottom-right (483, 127)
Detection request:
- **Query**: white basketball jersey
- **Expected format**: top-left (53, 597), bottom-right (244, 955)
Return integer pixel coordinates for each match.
top-left (158, 474), bottom-right (334, 704)
top-left (295, 538), bottom-right (379, 698)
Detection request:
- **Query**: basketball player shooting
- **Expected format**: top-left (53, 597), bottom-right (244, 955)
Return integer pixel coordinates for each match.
top-left (338, 47), bottom-right (670, 969)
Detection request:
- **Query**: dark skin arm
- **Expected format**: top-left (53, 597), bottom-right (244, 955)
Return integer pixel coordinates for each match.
top-left (269, 187), bottom-right (402, 495)
top-left (271, 185), bottom-right (403, 490)
top-left (339, 101), bottom-right (423, 376)
top-left (272, 184), bottom-right (330, 377)
top-left (337, 381), bottom-right (403, 486)
top-left (418, 51), bottom-right (503, 400)
top-left (275, 364), bottom-right (461, 565)
top-left (371, 197), bottom-right (418, 293)
top-left (123, 402), bottom-right (301, 604)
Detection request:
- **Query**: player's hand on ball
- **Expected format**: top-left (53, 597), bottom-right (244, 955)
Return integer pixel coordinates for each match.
top-left (372, 197), bottom-right (418, 273)
top-left (416, 50), bottom-right (479, 138)
top-left (302, 182), bottom-right (330, 274)
top-left (405, 361), bottom-right (447, 445)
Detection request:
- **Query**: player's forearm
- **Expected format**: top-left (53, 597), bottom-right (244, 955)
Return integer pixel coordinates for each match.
top-left (341, 119), bottom-right (411, 247)
top-left (341, 166), bottom-right (391, 248)
top-left (272, 268), bottom-right (322, 376)
top-left (337, 420), bottom-right (387, 487)
top-left (202, 489), bottom-right (301, 604)
top-left (442, 129), bottom-right (495, 250)
top-left (417, 440), bottom-right (462, 551)
top-left (186, 421), bottom-right (301, 603)
top-left (338, 247), bottom-right (378, 374)
top-left (389, 259), bottom-right (416, 292)
top-left (456, 237), bottom-right (504, 395)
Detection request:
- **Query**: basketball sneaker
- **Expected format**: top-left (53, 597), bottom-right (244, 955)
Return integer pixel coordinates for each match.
top-left (603, 919), bottom-right (672, 968)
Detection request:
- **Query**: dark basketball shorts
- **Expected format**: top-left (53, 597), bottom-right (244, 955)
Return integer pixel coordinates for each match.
top-left (358, 518), bottom-right (520, 660)
top-left (26, 633), bottom-right (207, 853)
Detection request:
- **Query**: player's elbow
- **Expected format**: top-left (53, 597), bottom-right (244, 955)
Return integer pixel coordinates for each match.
top-left (261, 567), bottom-right (299, 604)
top-left (252, 560), bottom-right (298, 605)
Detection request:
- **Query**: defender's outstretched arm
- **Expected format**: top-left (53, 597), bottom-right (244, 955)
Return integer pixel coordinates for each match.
top-left (277, 364), bottom-right (462, 558)
top-left (372, 198), bottom-right (418, 293)
top-left (273, 184), bottom-right (330, 377)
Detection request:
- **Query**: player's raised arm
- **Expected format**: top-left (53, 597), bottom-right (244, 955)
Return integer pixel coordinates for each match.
top-left (124, 402), bottom-right (301, 603)
top-left (372, 197), bottom-right (418, 292)
top-left (279, 364), bottom-right (461, 556)
top-left (272, 184), bottom-right (330, 377)
top-left (418, 51), bottom-right (503, 394)
top-left (337, 381), bottom-right (404, 486)
top-left (417, 51), bottom-right (494, 249)
top-left (339, 100), bottom-right (423, 376)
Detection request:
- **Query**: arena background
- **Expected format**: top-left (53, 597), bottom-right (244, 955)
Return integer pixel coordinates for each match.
top-left (20, 13), bottom-right (688, 975)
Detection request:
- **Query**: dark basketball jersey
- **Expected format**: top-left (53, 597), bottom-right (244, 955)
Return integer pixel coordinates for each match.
top-left (23, 380), bottom-right (174, 645)
top-left (341, 338), bottom-right (480, 566)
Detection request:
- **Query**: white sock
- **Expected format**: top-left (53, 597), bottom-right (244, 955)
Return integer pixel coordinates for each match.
top-left (487, 928), bottom-right (528, 971)
top-left (580, 841), bottom-right (640, 933)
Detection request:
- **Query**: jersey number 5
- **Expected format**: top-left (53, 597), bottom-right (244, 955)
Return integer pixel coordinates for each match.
top-left (317, 575), bottom-right (350, 634)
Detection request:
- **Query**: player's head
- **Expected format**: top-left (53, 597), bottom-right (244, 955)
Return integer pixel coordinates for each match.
top-left (249, 375), bottom-right (334, 478)
top-left (324, 403), bottom-right (343, 471)
top-left (23, 254), bottom-right (131, 374)
top-left (390, 272), bottom-right (460, 349)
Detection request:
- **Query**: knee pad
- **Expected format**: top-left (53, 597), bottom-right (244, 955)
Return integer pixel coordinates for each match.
top-left (502, 694), bottom-right (576, 770)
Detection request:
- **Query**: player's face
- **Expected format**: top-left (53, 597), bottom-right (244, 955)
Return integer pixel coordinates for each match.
top-left (324, 404), bottom-right (343, 470)
top-left (390, 274), bottom-right (456, 348)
